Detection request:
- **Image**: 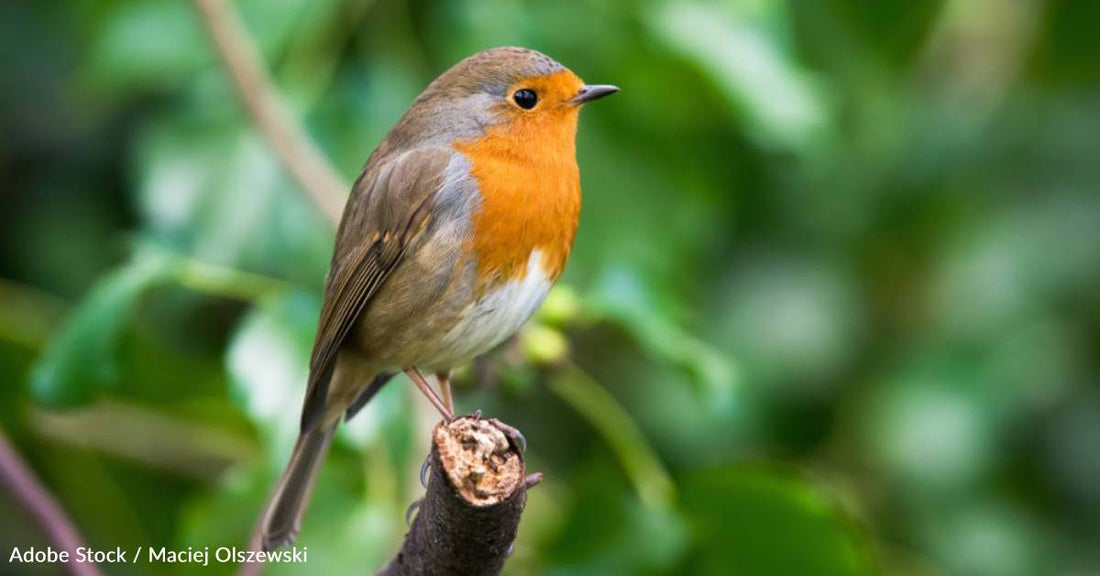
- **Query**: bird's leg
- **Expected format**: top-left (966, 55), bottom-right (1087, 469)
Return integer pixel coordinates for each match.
top-left (405, 367), bottom-right (453, 421)
top-left (435, 371), bottom-right (454, 415)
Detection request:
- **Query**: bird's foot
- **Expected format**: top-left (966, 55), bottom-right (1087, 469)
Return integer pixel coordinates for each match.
top-left (405, 499), bottom-right (421, 525)
top-left (487, 418), bottom-right (526, 458)
top-left (419, 454), bottom-right (431, 488)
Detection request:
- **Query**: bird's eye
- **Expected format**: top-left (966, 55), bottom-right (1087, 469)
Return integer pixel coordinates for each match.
top-left (513, 89), bottom-right (538, 110)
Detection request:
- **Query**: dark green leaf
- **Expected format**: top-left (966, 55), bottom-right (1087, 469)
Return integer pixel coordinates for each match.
top-left (30, 251), bottom-right (175, 407)
top-left (682, 467), bottom-right (875, 576)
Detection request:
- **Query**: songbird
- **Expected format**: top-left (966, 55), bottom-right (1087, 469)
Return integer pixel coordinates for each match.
top-left (261, 46), bottom-right (617, 550)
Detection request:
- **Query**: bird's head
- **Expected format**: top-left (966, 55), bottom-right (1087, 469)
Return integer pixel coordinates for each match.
top-left (393, 47), bottom-right (618, 152)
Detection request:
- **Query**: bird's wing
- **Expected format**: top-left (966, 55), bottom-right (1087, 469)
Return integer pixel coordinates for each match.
top-left (299, 147), bottom-right (454, 433)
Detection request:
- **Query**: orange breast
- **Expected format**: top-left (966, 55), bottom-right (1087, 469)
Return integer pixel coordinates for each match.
top-left (454, 106), bottom-right (581, 291)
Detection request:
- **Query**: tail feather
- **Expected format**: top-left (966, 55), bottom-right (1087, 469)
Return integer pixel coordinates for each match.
top-left (260, 425), bottom-right (335, 550)
top-left (345, 371), bottom-right (395, 422)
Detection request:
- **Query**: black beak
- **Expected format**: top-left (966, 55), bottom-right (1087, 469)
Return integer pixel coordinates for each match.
top-left (572, 84), bottom-right (620, 105)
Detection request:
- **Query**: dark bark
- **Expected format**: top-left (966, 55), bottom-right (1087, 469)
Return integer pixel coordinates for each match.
top-left (377, 417), bottom-right (536, 576)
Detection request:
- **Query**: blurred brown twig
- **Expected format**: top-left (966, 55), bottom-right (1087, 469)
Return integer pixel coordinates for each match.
top-left (191, 0), bottom-right (348, 225)
top-left (0, 427), bottom-right (104, 576)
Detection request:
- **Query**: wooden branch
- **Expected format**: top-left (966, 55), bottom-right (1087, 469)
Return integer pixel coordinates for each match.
top-left (191, 0), bottom-right (347, 225)
top-left (377, 417), bottom-right (538, 576)
top-left (0, 427), bottom-right (104, 576)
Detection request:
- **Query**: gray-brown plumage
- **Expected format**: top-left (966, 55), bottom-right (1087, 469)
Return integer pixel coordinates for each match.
top-left (259, 47), bottom-right (617, 550)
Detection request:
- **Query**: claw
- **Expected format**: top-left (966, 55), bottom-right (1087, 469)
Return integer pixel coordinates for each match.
top-left (488, 418), bottom-right (526, 457)
top-left (512, 429), bottom-right (527, 455)
top-left (420, 455), bottom-right (431, 488)
top-left (405, 499), bottom-right (421, 525)
top-left (473, 409), bottom-right (483, 421)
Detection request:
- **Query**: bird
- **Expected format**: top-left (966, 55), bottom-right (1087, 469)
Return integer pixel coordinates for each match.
top-left (260, 46), bottom-right (618, 550)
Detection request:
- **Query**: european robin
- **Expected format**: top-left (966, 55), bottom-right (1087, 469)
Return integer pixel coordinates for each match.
top-left (261, 47), bottom-right (617, 549)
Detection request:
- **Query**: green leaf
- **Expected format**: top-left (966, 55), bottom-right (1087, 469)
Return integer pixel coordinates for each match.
top-left (86, 0), bottom-right (332, 94)
top-left (588, 267), bottom-right (737, 413)
top-left (226, 290), bottom-right (417, 474)
top-left (541, 458), bottom-right (689, 575)
top-left (177, 461), bottom-right (402, 576)
top-left (135, 113), bottom-right (333, 289)
top-left (550, 363), bottom-right (676, 510)
top-left (30, 250), bottom-right (176, 407)
top-left (649, 2), bottom-right (830, 151)
top-left (226, 291), bottom-right (319, 453)
top-left (713, 258), bottom-right (860, 393)
top-left (86, 0), bottom-right (207, 92)
top-left (861, 365), bottom-right (996, 494)
top-left (682, 467), bottom-right (875, 576)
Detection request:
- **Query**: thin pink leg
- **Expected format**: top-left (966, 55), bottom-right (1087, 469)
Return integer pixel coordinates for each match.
top-left (436, 371), bottom-right (454, 415)
top-left (405, 367), bottom-right (453, 420)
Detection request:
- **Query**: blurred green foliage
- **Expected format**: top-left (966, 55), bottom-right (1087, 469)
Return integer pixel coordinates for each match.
top-left (2, 0), bottom-right (1099, 575)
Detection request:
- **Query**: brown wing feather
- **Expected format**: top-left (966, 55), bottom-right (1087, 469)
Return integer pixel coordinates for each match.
top-left (299, 147), bottom-right (452, 433)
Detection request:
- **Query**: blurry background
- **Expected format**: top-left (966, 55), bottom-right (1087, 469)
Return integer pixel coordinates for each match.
top-left (1, 0), bottom-right (1098, 575)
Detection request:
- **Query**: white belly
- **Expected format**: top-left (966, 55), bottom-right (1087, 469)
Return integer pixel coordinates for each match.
top-left (424, 250), bottom-right (552, 369)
